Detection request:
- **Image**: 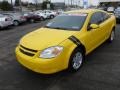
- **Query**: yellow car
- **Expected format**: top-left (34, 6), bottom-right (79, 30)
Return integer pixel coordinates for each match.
top-left (15, 9), bottom-right (116, 74)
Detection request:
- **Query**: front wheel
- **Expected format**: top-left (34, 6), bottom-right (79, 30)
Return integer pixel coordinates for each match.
top-left (68, 48), bottom-right (84, 72)
top-left (108, 30), bottom-right (115, 43)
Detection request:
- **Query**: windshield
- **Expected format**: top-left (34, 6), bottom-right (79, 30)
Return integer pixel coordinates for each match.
top-left (45, 13), bottom-right (87, 31)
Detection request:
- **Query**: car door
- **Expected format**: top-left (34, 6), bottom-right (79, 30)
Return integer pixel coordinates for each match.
top-left (100, 12), bottom-right (112, 41)
top-left (84, 12), bottom-right (104, 53)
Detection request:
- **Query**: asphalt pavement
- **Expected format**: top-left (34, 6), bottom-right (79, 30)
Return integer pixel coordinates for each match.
top-left (0, 21), bottom-right (120, 90)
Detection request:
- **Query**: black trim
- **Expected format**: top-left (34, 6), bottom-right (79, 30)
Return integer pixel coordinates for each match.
top-left (20, 45), bottom-right (37, 53)
top-left (19, 48), bottom-right (35, 56)
top-left (68, 36), bottom-right (81, 46)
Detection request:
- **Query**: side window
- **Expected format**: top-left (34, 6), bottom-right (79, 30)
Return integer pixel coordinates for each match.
top-left (47, 11), bottom-right (51, 13)
top-left (90, 12), bottom-right (103, 25)
top-left (102, 12), bottom-right (110, 21)
top-left (90, 13), bottom-right (97, 24)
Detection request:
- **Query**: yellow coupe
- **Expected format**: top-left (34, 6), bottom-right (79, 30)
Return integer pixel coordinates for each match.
top-left (15, 9), bottom-right (116, 74)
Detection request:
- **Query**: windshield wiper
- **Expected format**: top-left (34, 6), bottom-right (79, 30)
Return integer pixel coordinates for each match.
top-left (53, 27), bottom-right (70, 30)
top-left (44, 26), bottom-right (69, 30)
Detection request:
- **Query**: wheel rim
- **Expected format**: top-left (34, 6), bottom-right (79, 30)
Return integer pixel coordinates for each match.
top-left (51, 16), bottom-right (54, 19)
top-left (111, 31), bottom-right (115, 41)
top-left (72, 52), bottom-right (83, 70)
top-left (14, 21), bottom-right (18, 26)
top-left (41, 17), bottom-right (44, 21)
top-left (30, 19), bottom-right (34, 23)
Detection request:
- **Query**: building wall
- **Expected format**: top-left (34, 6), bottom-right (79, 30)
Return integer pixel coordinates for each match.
top-left (53, 3), bottom-right (65, 10)
top-left (99, 0), bottom-right (120, 8)
top-left (99, 0), bottom-right (120, 2)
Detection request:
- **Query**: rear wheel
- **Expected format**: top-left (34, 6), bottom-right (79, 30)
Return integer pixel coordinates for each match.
top-left (40, 17), bottom-right (44, 21)
top-left (108, 30), bottom-right (115, 43)
top-left (68, 48), bottom-right (85, 72)
top-left (13, 20), bottom-right (19, 26)
top-left (50, 15), bottom-right (54, 19)
top-left (30, 19), bottom-right (35, 23)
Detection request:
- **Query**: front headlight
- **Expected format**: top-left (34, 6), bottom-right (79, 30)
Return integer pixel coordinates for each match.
top-left (40, 46), bottom-right (63, 59)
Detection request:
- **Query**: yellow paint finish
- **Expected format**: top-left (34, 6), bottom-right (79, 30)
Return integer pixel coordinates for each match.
top-left (15, 9), bottom-right (116, 74)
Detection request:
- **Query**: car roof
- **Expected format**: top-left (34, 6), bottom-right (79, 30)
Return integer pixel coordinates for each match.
top-left (66, 9), bottom-right (104, 14)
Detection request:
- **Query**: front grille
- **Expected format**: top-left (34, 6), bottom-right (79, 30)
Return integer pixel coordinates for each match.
top-left (20, 45), bottom-right (37, 52)
top-left (19, 45), bottom-right (38, 57)
top-left (19, 48), bottom-right (35, 56)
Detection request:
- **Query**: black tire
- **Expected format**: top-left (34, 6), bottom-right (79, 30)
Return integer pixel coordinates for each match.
top-left (117, 19), bottom-right (120, 24)
top-left (108, 30), bottom-right (115, 43)
top-left (119, 19), bottom-right (120, 24)
top-left (50, 15), bottom-right (54, 19)
top-left (40, 17), bottom-right (44, 21)
top-left (68, 48), bottom-right (85, 72)
top-left (13, 20), bottom-right (19, 26)
top-left (30, 19), bottom-right (35, 23)
top-left (116, 19), bottom-right (119, 24)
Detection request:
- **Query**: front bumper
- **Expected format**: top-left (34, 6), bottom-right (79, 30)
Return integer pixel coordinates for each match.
top-left (15, 47), bottom-right (69, 74)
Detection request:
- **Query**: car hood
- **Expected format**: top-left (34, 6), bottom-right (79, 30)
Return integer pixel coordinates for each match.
top-left (20, 28), bottom-right (76, 50)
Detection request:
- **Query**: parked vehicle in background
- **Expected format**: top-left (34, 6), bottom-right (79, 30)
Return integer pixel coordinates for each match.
top-left (114, 7), bottom-right (120, 22)
top-left (23, 12), bottom-right (41, 23)
top-left (42, 10), bottom-right (57, 19)
top-left (34, 11), bottom-right (47, 21)
top-left (56, 9), bottom-right (64, 15)
top-left (98, 7), bottom-right (108, 11)
top-left (98, 0), bottom-right (120, 12)
top-left (15, 9), bottom-right (116, 74)
top-left (116, 7), bottom-right (120, 10)
top-left (3, 13), bottom-right (26, 26)
top-left (0, 14), bottom-right (13, 29)
top-left (107, 7), bottom-right (115, 13)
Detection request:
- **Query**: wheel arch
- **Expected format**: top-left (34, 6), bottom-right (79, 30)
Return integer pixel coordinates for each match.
top-left (110, 26), bottom-right (116, 35)
top-left (14, 20), bottom-right (19, 22)
top-left (66, 41), bottom-right (86, 71)
top-left (63, 36), bottom-right (86, 69)
top-left (68, 35), bottom-right (86, 55)
top-left (112, 26), bottom-right (116, 31)
top-left (13, 20), bottom-right (19, 24)
top-left (60, 35), bottom-right (87, 70)
top-left (75, 44), bottom-right (86, 55)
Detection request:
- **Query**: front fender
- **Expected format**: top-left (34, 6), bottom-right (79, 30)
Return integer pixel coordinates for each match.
top-left (59, 39), bottom-right (77, 69)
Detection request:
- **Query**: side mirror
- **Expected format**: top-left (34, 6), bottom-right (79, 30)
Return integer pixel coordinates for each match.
top-left (109, 13), bottom-right (114, 15)
top-left (90, 24), bottom-right (99, 29)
